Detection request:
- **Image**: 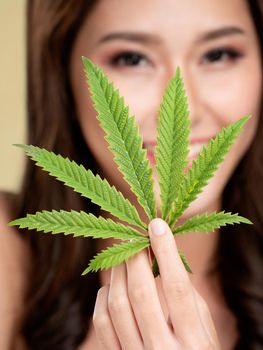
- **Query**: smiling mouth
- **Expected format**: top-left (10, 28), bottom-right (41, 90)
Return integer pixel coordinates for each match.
top-left (143, 141), bottom-right (210, 170)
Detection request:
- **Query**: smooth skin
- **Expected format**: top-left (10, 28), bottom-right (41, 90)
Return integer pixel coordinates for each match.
top-left (0, 194), bottom-right (30, 350)
top-left (93, 219), bottom-right (220, 349)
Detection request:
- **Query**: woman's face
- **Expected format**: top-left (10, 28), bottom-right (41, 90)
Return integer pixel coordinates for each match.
top-left (70, 0), bottom-right (262, 220)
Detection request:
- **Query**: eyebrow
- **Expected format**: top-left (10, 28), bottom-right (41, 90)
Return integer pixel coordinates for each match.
top-left (196, 26), bottom-right (245, 43)
top-left (97, 26), bottom-right (245, 46)
top-left (97, 32), bottom-right (162, 46)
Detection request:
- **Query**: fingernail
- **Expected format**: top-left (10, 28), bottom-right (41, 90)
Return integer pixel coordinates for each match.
top-left (149, 218), bottom-right (166, 236)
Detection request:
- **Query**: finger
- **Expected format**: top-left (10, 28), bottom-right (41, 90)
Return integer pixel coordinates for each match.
top-left (93, 285), bottom-right (121, 350)
top-left (193, 289), bottom-right (220, 348)
top-left (126, 250), bottom-right (176, 349)
top-left (149, 218), bottom-right (206, 346)
top-left (108, 263), bottom-right (144, 350)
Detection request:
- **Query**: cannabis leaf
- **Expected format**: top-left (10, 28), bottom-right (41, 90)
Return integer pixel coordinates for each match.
top-left (10, 210), bottom-right (148, 241)
top-left (83, 58), bottom-right (156, 221)
top-left (168, 115), bottom-right (250, 227)
top-left (83, 240), bottom-right (150, 275)
top-left (14, 144), bottom-right (147, 231)
top-left (156, 68), bottom-right (190, 221)
top-left (9, 57), bottom-right (252, 275)
top-left (174, 211), bottom-right (252, 235)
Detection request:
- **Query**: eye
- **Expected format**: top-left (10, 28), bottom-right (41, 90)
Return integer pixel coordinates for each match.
top-left (202, 48), bottom-right (243, 64)
top-left (110, 51), bottom-right (149, 67)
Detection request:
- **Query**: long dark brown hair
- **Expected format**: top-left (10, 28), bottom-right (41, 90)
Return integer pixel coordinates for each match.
top-left (14, 0), bottom-right (263, 349)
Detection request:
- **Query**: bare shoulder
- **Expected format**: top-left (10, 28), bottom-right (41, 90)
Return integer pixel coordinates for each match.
top-left (0, 191), bottom-right (31, 349)
top-left (0, 191), bottom-right (31, 271)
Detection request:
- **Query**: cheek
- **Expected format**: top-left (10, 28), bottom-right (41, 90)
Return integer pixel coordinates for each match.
top-left (203, 64), bottom-right (262, 126)
top-left (184, 117), bottom-right (259, 219)
top-left (99, 68), bottom-right (166, 125)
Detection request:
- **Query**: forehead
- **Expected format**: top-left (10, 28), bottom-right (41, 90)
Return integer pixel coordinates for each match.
top-left (84, 0), bottom-right (252, 36)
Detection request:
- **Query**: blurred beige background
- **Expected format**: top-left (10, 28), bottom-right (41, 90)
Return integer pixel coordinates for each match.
top-left (0, 1), bottom-right (26, 192)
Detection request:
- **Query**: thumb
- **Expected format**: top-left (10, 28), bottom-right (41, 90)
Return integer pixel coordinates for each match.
top-left (148, 218), bottom-right (185, 276)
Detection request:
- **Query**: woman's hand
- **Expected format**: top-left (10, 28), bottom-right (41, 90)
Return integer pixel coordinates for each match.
top-left (93, 218), bottom-right (220, 349)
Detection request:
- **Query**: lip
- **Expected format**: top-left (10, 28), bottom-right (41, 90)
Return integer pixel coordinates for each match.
top-left (190, 136), bottom-right (216, 143)
top-left (144, 136), bottom-right (215, 146)
top-left (145, 148), bottom-right (156, 166)
top-left (145, 149), bottom-right (200, 169)
top-left (144, 136), bottom-right (215, 168)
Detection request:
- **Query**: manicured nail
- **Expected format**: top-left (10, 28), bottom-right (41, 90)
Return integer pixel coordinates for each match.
top-left (149, 218), bottom-right (166, 236)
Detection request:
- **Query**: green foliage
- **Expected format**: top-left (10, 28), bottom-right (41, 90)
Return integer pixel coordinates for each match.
top-left (156, 68), bottom-right (190, 220)
top-left (178, 251), bottom-right (192, 273)
top-left (14, 144), bottom-right (146, 231)
top-left (174, 211), bottom-right (252, 235)
top-left (83, 58), bottom-right (156, 221)
top-left (168, 115), bottom-right (250, 227)
top-left (9, 210), bottom-right (148, 241)
top-left (82, 240), bottom-right (150, 274)
top-left (10, 57), bottom-right (252, 275)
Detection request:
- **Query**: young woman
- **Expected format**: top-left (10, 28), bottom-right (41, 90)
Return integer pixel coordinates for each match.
top-left (0, 0), bottom-right (262, 349)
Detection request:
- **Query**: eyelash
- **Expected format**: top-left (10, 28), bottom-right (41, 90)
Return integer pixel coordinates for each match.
top-left (202, 48), bottom-right (243, 64)
top-left (108, 48), bottom-right (243, 68)
top-left (109, 51), bottom-right (149, 67)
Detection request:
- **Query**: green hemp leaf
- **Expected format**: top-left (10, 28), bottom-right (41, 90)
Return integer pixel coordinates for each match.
top-left (9, 57), bottom-right (252, 276)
